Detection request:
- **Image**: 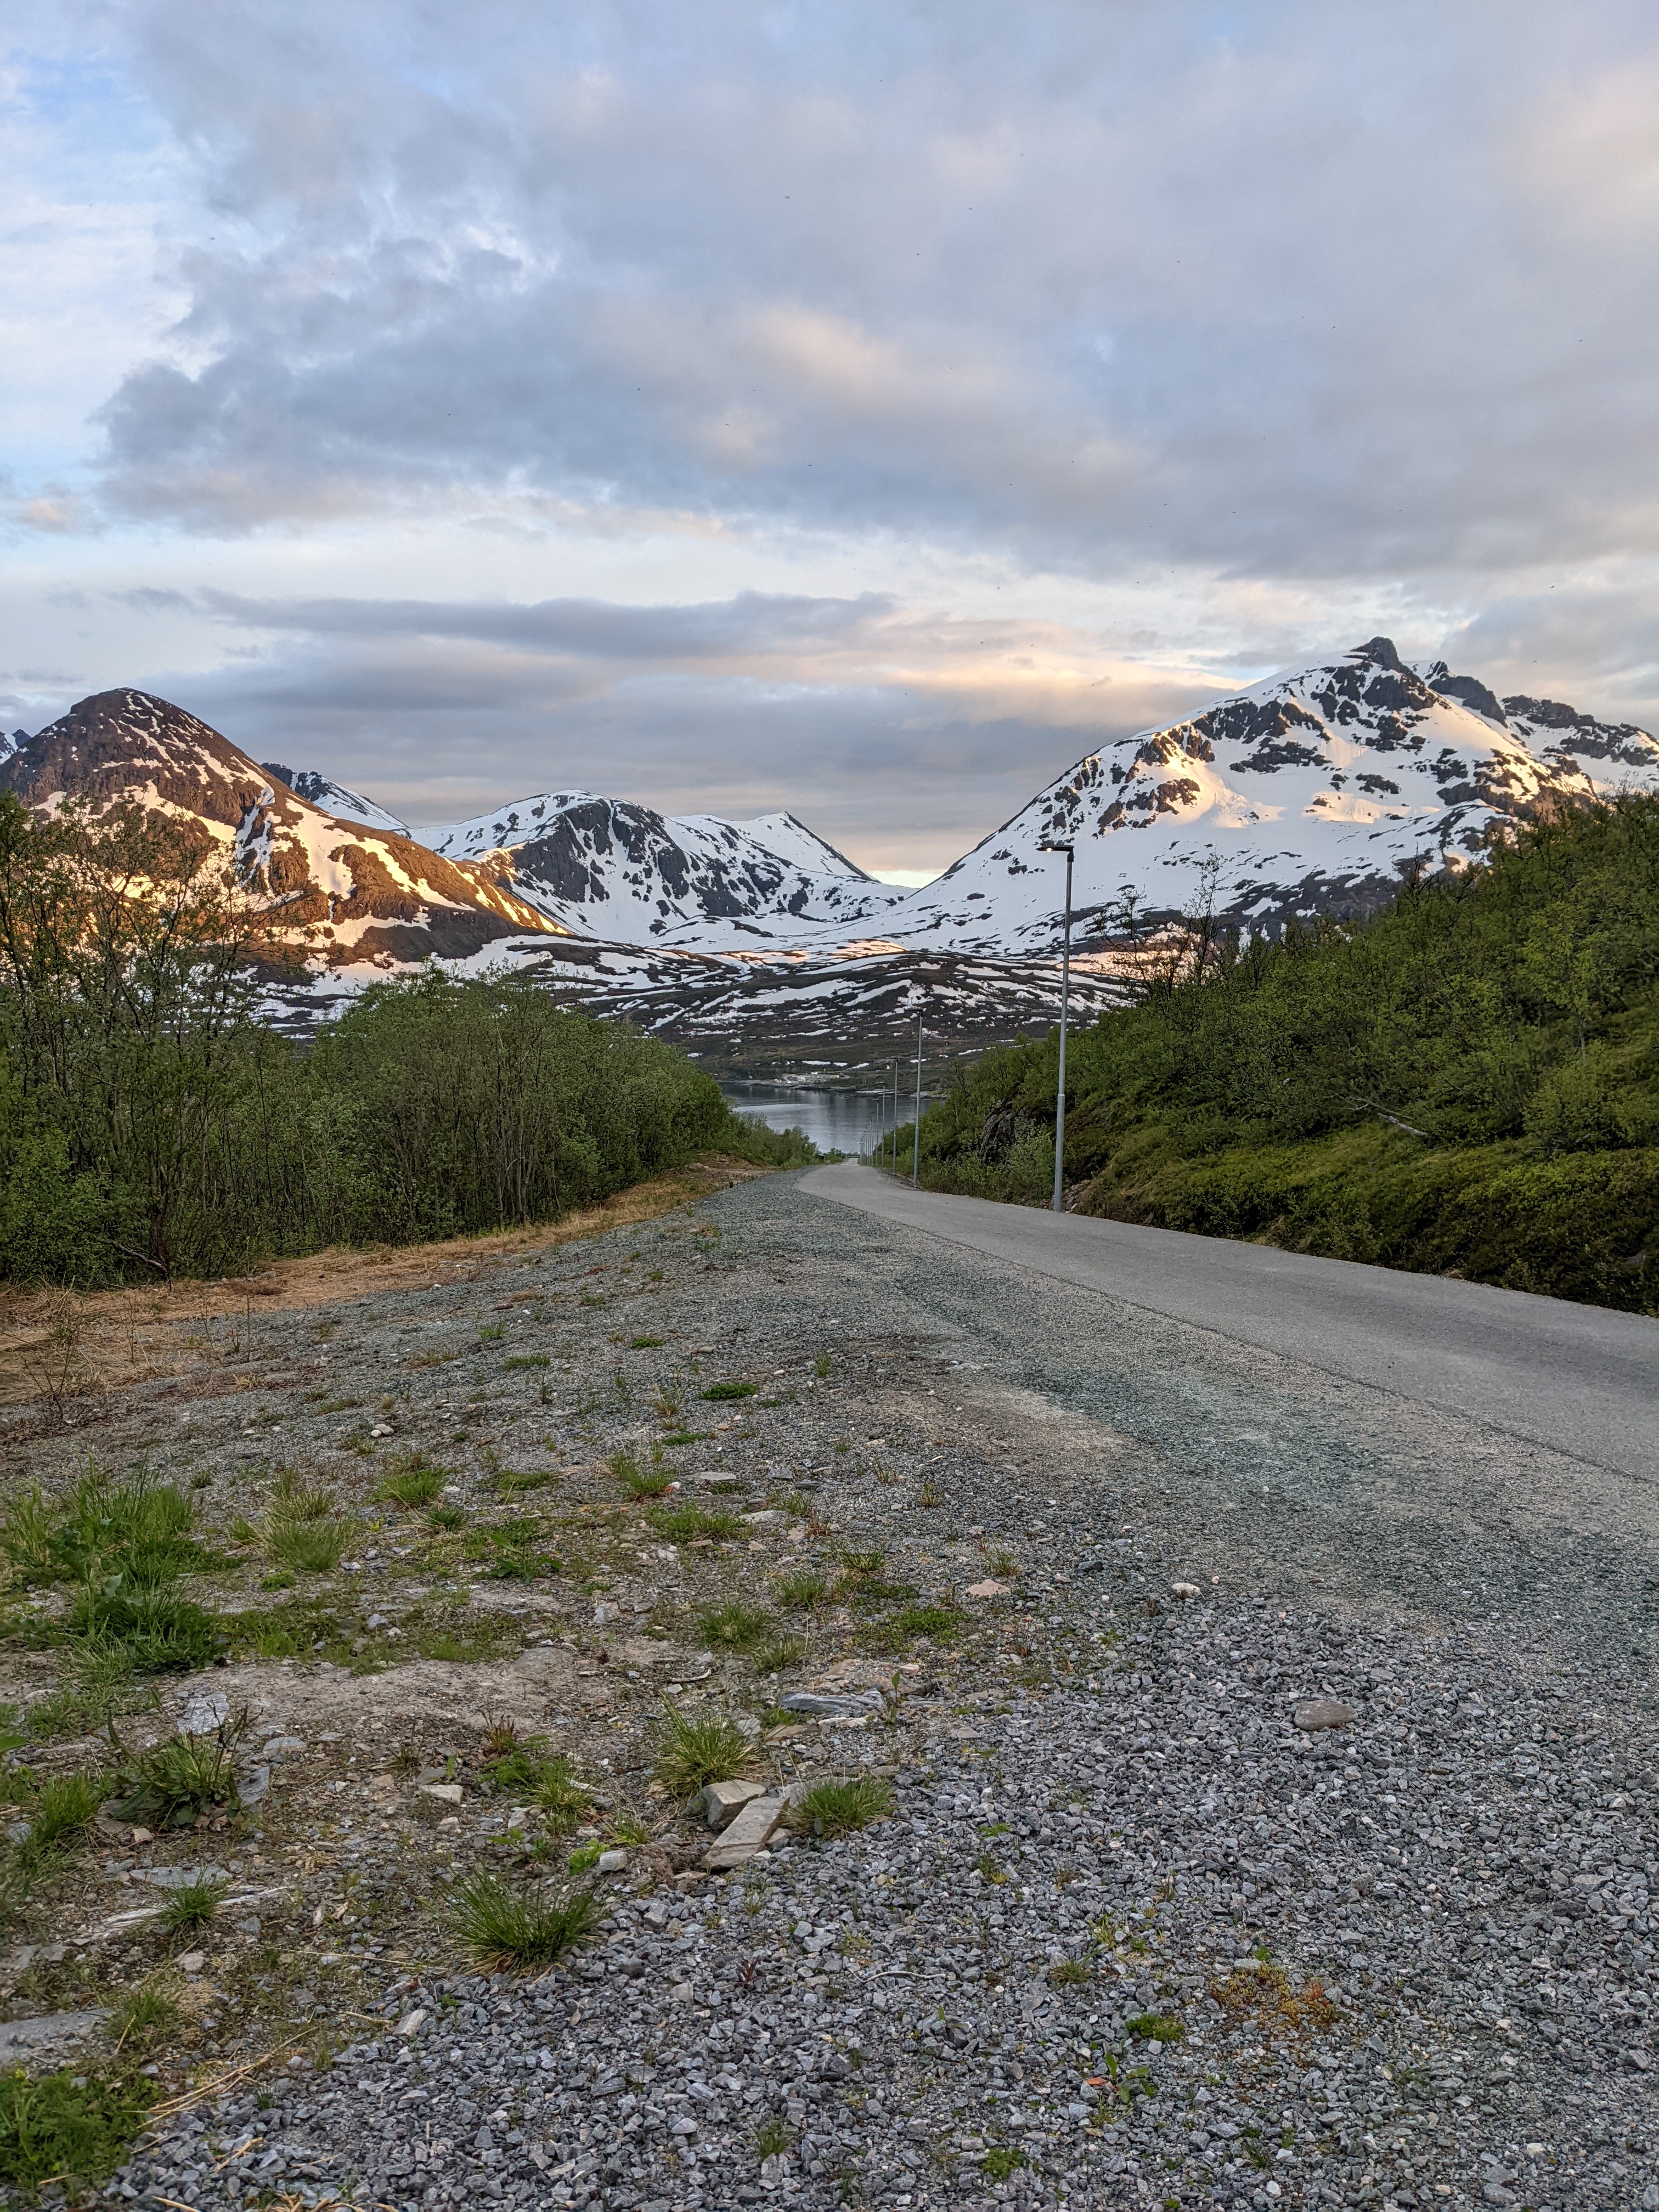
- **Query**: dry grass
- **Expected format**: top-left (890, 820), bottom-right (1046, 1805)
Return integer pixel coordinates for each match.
top-left (0, 1154), bottom-right (771, 1409)
top-left (1209, 1958), bottom-right (1340, 2037)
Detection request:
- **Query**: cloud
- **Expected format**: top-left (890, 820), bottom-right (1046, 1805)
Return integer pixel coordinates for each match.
top-left (65, 0), bottom-right (1656, 582)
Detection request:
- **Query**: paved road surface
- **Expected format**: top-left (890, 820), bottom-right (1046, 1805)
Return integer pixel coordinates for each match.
top-left (804, 1160), bottom-right (1657, 1483)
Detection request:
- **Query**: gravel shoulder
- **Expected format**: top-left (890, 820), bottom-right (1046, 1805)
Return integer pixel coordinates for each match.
top-left (2, 1166), bottom-right (1655, 2212)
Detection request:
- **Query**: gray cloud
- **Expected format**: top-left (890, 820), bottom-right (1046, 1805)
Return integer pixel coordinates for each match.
top-left (85, 0), bottom-right (1659, 583)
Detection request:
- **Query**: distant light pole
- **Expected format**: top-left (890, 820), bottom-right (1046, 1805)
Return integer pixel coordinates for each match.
top-left (912, 1015), bottom-right (924, 1187)
top-left (1039, 839), bottom-right (1074, 1214)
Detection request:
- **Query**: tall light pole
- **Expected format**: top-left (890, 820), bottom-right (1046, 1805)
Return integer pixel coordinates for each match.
top-left (912, 1014), bottom-right (924, 1187)
top-left (1039, 840), bottom-right (1074, 1214)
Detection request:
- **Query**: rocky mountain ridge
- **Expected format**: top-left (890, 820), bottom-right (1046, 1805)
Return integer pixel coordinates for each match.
top-left (0, 690), bottom-right (565, 968)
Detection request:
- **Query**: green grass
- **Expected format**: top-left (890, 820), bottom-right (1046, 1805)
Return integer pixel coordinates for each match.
top-left (377, 1466), bottom-right (444, 1508)
top-left (449, 1872), bottom-right (600, 1973)
top-left (1126, 2012), bottom-right (1184, 2041)
top-left (7, 1469), bottom-right (224, 1674)
top-left (752, 1635), bottom-right (807, 1675)
top-left (698, 1601), bottom-right (772, 1652)
top-left (650, 1504), bottom-right (742, 1544)
top-left (0, 2066), bottom-right (155, 2193)
top-left (699, 1380), bottom-right (757, 1401)
top-left (980, 2147), bottom-right (1026, 2180)
top-left (653, 1709), bottom-right (750, 1797)
top-left (629, 1335), bottom-right (663, 1349)
top-left (656, 1431), bottom-right (707, 1448)
top-left (105, 1980), bottom-right (178, 2055)
top-left (775, 1568), bottom-right (828, 1610)
top-left (857, 1601), bottom-right (961, 1654)
top-left (21, 1770), bottom-right (108, 1854)
top-left (1049, 1957), bottom-right (1092, 1985)
top-left (160, 1877), bottom-right (225, 1935)
top-left (266, 1514), bottom-right (354, 1573)
top-left (106, 1729), bottom-right (238, 1830)
top-left (477, 1323), bottom-right (505, 1342)
top-left (791, 1776), bottom-right (893, 1837)
top-left (427, 1502), bottom-right (468, 1531)
top-left (753, 2115), bottom-right (792, 2160)
top-left (502, 1353), bottom-right (550, 1371)
top-left (531, 1757), bottom-right (594, 1833)
top-left (608, 1451), bottom-right (674, 1499)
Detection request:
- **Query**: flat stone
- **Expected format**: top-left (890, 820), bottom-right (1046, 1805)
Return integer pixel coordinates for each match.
top-left (781, 1689), bottom-right (885, 1720)
top-left (964, 1579), bottom-right (1009, 1600)
top-left (704, 1794), bottom-right (787, 1870)
top-left (1295, 1700), bottom-right (1358, 1731)
top-left (1170, 1581), bottom-right (1201, 1600)
top-left (260, 1736), bottom-right (307, 1760)
top-left (177, 1951), bottom-right (206, 1974)
top-left (596, 1849), bottom-right (630, 1874)
top-left (0, 2011), bottom-right (106, 2059)
top-left (699, 1778), bottom-right (769, 1831)
top-left (176, 1691), bottom-right (230, 1736)
top-left (421, 1782), bottom-right (465, 1803)
top-left (397, 2008), bottom-right (427, 2036)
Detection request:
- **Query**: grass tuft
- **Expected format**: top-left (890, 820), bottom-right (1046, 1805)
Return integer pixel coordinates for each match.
top-left (774, 1569), bottom-right (828, 1611)
top-left (697, 1601), bottom-right (772, 1652)
top-left (790, 1776), bottom-right (893, 1837)
top-left (449, 1871), bottom-right (600, 1974)
top-left (160, 1877), bottom-right (225, 1935)
top-left (653, 1709), bottom-right (750, 1797)
top-left (699, 1380), bottom-right (757, 1401)
top-left (1125, 2011), bottom-right (1184, 2042)
top-left (377, 1467), bottom-right (444, 1509)
top-left (650, 1504), bottom-right (742, 1544)
top-left (106, 1726), bottom-right (240, 1830)
top-left (106, 1979), bottom-right (177, 2054)
top-left (21, 1770), bottom-right (108, 1855)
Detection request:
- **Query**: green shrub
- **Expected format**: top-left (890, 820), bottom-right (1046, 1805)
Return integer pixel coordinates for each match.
top-left (699, 1381), bottom-right (757, 1401)
top-left (904, 795), bottom-right (1659, 1313)
top-left (449, 1872), bottom-right (600, 1973)
top-left (1126, 2012), bottom-right (1184, 2041)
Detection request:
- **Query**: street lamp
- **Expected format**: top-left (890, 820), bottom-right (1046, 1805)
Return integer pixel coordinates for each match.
top-left (1038, 839), bottom-right (1074, 1214)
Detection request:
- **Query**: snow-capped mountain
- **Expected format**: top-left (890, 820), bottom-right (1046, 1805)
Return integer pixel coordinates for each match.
top-left (261, 763), bottom-right (410, 838)
top-left (419, 791), bottom-right (908, 948)
top-left (0, 690), bottom-right (564, 968)
top-left (0, 730), bottom-right (24, 769)
top-left (881, 637), bottom-right (1659, 954)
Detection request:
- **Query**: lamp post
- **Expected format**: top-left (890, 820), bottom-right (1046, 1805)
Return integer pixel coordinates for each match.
top-left (1039, 839), bottom-right (1074, 1214)
top-left (912, 1015), bottom-right (924, 1187)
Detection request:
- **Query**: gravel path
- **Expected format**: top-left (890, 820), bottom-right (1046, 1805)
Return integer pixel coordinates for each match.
top-left (82, 1169), bottom-right (1658, 2212)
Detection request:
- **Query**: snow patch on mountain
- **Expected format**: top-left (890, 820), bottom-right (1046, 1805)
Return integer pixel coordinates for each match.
top-left (418, 789), bottom-right (906, 948)
top-left (875, 636), bottom-right (1659, 955)
top-left (262, 763), bottom-right (410, 837)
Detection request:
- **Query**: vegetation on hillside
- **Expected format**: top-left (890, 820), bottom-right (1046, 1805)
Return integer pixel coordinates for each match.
top-left (891, 795), bottom-right (1659, 1312)
top-left (0, 793), bottom-right (811, 1285)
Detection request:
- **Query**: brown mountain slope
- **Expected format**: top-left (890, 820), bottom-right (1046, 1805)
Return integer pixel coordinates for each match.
top-left (0, 689), bottom-right (565, 967)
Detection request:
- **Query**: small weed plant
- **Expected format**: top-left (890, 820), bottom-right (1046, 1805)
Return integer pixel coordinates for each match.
top-left (699, 1381), bottom-right (756, 1401)
top-left (698, 1602), bottom-right (772, 1653)
top-left (0, 2067), bottom-right (154, 2193)
top-left (161, 1877), bottom-right (225, 1936)
top-left (651, 1505), bottom-right (742, 1544)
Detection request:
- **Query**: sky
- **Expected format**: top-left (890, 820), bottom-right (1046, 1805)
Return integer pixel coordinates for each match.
top-left (3, 1), bottom-right (1657, 879)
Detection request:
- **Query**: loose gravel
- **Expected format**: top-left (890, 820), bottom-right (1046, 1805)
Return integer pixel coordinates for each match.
top-left (10, 1169), bottom-right (1655, 2211)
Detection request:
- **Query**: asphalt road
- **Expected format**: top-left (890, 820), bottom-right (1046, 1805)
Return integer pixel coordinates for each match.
top-left (804, 1160), bottom-right (1657, 1485)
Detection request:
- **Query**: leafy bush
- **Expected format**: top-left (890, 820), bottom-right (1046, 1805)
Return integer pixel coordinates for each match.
top-left (0, 810), bottom-right (815, 1288)
top-left (449, 1872), bottom-right (600, 1973)
top-left (906, 795), bottom-right (1659, 1311)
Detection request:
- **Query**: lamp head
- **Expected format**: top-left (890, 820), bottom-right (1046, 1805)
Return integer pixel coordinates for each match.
top-left (1038, 839), bottom-right (1074, 856)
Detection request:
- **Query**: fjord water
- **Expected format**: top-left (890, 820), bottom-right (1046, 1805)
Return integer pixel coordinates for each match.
top-left (717, 1079), bottom-right (910, 1158)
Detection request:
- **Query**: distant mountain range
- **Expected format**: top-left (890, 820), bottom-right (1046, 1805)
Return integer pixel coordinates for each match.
top-left (3, 641), bottom-right (1654, 1027)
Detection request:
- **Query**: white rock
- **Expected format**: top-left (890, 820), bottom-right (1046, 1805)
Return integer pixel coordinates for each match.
top-left (420, 1782), bottom-right (464, 1804)
top-left (176, 1691), bottom-right (230, 1736)
top-left (396, 2008), bottom-right (427, 2036)
top-left (1170, 1581), bottom-right (1201, 1600)
top-left (964, 1578), bottom-right (1009, 1600)
top-left (698, 1778), bottom-right (769, 1831)
top-left (177, 1951), bottom-right (206, 1975)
